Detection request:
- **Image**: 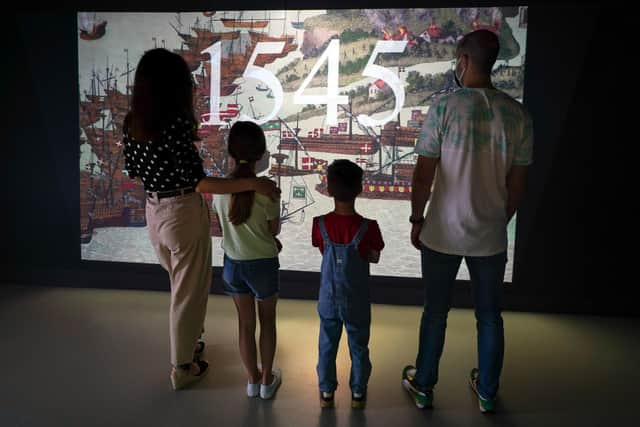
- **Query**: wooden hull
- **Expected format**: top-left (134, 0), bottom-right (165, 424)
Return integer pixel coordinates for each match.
top-left (381, 123), bottom-right (421, 148)
top-left (269, 164), bottom-right (316, 176)
top-left (278, 136), bottom-right (378, 155)
top-left (221, 19), bottom-right (269, 29)
top-left (79, 21), bottom-right (107, 40)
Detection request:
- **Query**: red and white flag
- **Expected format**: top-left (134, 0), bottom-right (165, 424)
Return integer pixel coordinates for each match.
top-left (302, 157), bottom-right (313, 170)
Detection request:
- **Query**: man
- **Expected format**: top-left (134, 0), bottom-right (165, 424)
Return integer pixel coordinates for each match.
top-left (402, 30), bottom-right (533, 413)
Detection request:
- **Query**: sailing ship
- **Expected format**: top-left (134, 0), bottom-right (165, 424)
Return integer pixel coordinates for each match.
top-left (316, 166), bottom-right (413, 201)
top-left (79, 52), bottom-right (148, 244)
top-left (277, 104), bottom-right (378, 155)
top-left (268, 118), bottom-right (328, 177)
top-left (313, 108), bottom-right (421, 201)
top-left (79, 13), bottom-right (107, 41)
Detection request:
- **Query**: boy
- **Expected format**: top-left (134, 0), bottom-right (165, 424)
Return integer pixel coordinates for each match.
top-left (311, 159), bottom-right (385, 409)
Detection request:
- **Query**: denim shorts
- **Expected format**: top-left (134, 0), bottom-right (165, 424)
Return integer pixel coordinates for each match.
top-left (222, 255), bottom-right (280, 300)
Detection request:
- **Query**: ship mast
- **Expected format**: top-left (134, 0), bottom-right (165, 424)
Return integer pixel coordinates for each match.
top-left (392, 124), bottom-right (398, 184)
top-left (397, 66), bottom-right (405, 125)
top-left (124, 49), bottom-right (132, 109)
top-left (277, 120), bottom-right (282, 188)
top-left (349, 98), bottom-right (353, 140)
top-left (379, 132), bottom-right (383, 175)
top-left (90, 68), bottom-right (97, 97)
top-left (295, 113), bottom-right (300, 169)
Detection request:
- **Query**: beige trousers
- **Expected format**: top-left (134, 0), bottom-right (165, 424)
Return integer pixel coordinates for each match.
top-left (145, 192), bottom-right (212, 366)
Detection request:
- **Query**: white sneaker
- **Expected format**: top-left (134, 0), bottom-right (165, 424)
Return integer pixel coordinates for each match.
top-left (259, 368), bottom-right (282, 400)
top-left (247, 381), bottom-right (260, 397)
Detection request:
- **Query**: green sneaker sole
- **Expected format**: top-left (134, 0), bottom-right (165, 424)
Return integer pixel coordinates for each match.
top-left (469, 368), bottom-right (496, 413)
top-left (402, 365), bottom-right (433, 409)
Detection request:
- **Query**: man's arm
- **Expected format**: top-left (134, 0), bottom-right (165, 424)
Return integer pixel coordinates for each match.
top-left (410, 155), bottom-right (438, 249)
top-left (506, 165), bottom-right (528, 222)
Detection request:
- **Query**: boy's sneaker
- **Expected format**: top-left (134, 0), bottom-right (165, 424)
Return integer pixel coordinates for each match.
top-left (320, 391), bottom-right (335, 408)
top-left (259, 368), bottom-right (282, 400)
top-left (351, 391), bottom-right (366, 409)
top-left (469, 368), bottom-right (496, 413)
top-left (402, 365), bottom-right (433, 409)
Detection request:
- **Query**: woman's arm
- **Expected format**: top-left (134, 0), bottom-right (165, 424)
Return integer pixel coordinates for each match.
top-left (267, 196), bottom-right (281, 236)
top-left (268, 218), bottom-right (281, 236)
top-left (196, 176), bottom-right (280, 200)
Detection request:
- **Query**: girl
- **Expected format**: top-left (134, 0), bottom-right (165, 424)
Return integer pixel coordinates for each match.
top-left (212, 121), bottom-right (282, 399)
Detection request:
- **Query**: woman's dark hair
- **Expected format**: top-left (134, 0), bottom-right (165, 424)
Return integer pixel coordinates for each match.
top-left (227, 121), bottom-right (267, 225)
top-left (124, 48), bottom-right (196, 141)
top-left (327, 159), bottom-right (363, 202)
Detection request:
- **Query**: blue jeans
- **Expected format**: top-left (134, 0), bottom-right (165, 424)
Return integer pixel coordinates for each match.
top-left (317, 312), bottom-right (371, 394)
top-left (316, 216), bottom-right (372, 394)
top-left (222, 255), bottom-right (279, 300)
top-left (414, 245), bottom-right (506, 400)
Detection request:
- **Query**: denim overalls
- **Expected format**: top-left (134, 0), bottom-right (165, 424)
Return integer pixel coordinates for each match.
top-left (316, 216), bottom-right (372, 394)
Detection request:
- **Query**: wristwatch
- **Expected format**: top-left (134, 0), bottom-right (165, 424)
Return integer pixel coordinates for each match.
top-left (409, 215), bottom-right (424, 225)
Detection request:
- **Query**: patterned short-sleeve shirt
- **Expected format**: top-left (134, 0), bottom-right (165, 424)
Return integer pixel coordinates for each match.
top-left (414, 88), bottom-right (534, 256)
top-left (122, 116), bottom-right (206, 192)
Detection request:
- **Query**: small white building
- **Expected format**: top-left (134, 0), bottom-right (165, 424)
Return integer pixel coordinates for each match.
top-left (369, 80), bottom-right (389, 99)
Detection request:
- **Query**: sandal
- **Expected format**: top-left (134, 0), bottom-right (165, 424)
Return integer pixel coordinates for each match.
top-left (194, 340), bottom-right (205, 361)
top-left (171, 359), bottom-right (209, 390)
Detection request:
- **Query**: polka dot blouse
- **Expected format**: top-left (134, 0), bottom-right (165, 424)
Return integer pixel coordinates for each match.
top-left (122, 116), bottom-right (206, 192)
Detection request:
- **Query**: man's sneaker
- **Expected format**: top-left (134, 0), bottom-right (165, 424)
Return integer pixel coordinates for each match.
top-left (469, 368), bottom-right (496, 413)
top-left (259, 368), bottom-right (282, 400)
top-left (401, 365), bottom-right (433, 409)
top-left (351, 391), bottom-right (366, 409)
top-left (320, 391), bottom-right (335, 408)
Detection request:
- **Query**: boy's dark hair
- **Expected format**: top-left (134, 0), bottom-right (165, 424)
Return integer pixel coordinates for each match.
top-left (327, 159), bottom-right (363, 202)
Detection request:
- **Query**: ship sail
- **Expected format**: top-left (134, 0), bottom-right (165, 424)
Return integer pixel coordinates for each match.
top-left (78, 12), bottom-right (95, 32)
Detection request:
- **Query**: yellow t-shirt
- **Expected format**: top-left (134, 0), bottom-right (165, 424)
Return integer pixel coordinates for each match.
top-left (212, 192), bottom-right (280, 260)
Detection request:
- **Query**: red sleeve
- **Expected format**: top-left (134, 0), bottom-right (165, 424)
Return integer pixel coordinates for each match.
top-left (365, 220), bottom-right (385, 252)
top-left (311, 216), bottom-right (324, 254)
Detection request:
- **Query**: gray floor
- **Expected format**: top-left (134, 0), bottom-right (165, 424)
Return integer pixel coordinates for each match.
top-left (0, 284), bottom-right (637, 427)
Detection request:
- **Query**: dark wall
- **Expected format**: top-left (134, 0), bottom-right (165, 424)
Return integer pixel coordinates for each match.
top-left (1, 2), bottom-right (631, 315)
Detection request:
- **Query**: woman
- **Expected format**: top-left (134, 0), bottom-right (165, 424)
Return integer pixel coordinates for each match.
top-left (122, 48), bottom-right (278, 390)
